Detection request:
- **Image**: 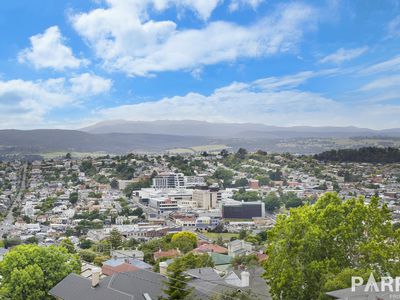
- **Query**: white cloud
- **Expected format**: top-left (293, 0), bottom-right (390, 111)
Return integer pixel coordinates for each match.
top-left (18, 26), bottom-right (88, 71)
top-left (95, 72), bottom-right (341, 126)
top-left (71, 1), bottom-right (317, 76)
top-left (0, 74), bottom-right (111, 128)
top-left (69, 73), bottom-right (112, 95)
top-left (93, 70), bottom-right (400, 129)
top-left (153, 0), bottom-right (222, 20)
top-left (360, 55), bottom-right (400, 75)
top-left (387, 16), bottom-right (400, 38)
top-left (319, 47), bottom-right (368, 64)
top-left (228, 0), bottom-right (264, 12)
top-left (360, 75), bottom-right (400, 91)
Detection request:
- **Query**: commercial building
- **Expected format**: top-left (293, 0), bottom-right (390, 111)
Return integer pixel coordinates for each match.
top-left (222, 201), bottom-right (265, 219)
top-left (193, 187), bottom-right (221, 210)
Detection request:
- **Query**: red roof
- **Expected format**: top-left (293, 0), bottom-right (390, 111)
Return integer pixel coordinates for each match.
top-left (192, 243), bottom-right (228, 254)
top-left (102, 263), bottom-right (139, 276)
top-left (153, 249), bottom-right (180, 260)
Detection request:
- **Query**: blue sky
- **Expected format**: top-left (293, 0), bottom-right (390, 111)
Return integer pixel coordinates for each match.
top-left (1, 0), bottom-right (400, 129)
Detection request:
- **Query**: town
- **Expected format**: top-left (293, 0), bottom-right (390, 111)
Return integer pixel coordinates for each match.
top-left (1, 148), bottom-right (400, 299)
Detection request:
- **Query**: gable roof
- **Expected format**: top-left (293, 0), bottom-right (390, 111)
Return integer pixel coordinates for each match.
top-left (49, 273), bottom-right (132, 300)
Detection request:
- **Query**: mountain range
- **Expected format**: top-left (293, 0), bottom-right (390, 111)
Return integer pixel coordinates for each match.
top-left (1, 120), bottom-right (400, 159)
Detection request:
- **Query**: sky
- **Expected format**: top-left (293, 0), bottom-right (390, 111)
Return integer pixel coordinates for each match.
top-left (1, 0), bottom-right (400, 130)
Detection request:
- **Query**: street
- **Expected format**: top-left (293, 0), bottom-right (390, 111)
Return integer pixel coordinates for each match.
top-left (0, 163), bottom-right (27, 237)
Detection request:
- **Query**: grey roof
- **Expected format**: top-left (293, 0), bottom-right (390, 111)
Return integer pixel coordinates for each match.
top-left (49, 274), bottom-right (132, 300)
top-left (49, 270), bottom-right (166, 300)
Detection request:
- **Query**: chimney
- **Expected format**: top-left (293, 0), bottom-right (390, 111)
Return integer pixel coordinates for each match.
top-left (159, 261), bottom-right (168, 276)
top-left (91, 267), bottom-right (101, 287)
top-left (241, 271), bottom-right (250, 287)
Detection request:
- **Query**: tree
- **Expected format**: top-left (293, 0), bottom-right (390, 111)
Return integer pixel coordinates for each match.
top-left (65, 152), bottom-right (72, 159)
top-left (171, 232), bottom-right (197, 253)
top-left (211, 290), bottom-right (257, 300)
top-left (235, 148), bottom-right (248, 160)
top-left (110, 179), bottom-right (119, 189)
top-left (0, 244), bottom-right (80, 300)
top-left (168, 252), bottom-right (214, 271)
top-left (24, 236), bottom-right (38, 244)
top-left (264, 192), bottom-right (400, 300)
top-left (69, 192), bottom-right (79, 205)
top-left (108, 228), bottom-right (123, 250)
top-left (263, 192), bottom-right (281, 212)
top-left (161, 259), bottom-right (193, 300)
top-left (79, 250), bottom-right (96, 262)
top-left (238, 229), bottom-right (247, 240)
top-left (213, 168), bottom-right (234, 187)
top-left (59, 238), bottom-right (76, 254)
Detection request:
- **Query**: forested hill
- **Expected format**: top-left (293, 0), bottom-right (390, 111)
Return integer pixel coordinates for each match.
top-left (314, 147), bottom-right (400, 163)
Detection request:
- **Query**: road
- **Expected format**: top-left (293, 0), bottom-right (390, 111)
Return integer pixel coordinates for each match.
top-left (0, 164), bottom-right (27, 237)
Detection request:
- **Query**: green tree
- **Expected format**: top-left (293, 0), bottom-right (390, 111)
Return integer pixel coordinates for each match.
top-left (263, 192), bottom-right (281, 212)
top-left (108, 228), bottom-right (123, 249)
top-left (210, 290), bottom-right (257, 300)
top-left (171, 231), bottom-right (197, 253)
top-left (59, 238), bottom-right (76, 254)
top-left (264, 192), bottom-right (400, 300)
top-left (110, 179), bottom-right (119, 189)
top-left (0, 244), bottom-right (80, 300)
top-left (79, 250), bottom-right (96, 262)
top-left (69, 192), bottom-right (79, 205)
top-left (161, 259), bottom-right (193, 300)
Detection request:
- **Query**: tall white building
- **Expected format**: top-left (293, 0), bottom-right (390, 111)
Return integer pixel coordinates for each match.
top-left (152, 173), bottom-right (185, 189)
top-left (193, 188), bottom-right (221, 210)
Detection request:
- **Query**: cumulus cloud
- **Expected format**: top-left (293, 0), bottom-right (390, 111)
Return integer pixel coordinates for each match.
top-left (18, 26), bottom-right (88, 71)
top-left (0, 74), bottom-right (111, 128)
top-left (96, 71), bottom-right (341, 126)
top-left (69, 73), bottom-right (112, 95)
top-left (71, 1), bottom-right (317, 76)
top-left (319, 47), bottom-right (368, 64)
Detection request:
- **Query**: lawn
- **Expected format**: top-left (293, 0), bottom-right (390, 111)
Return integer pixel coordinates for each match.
top-left (202, 232), bottom-right (239, 241)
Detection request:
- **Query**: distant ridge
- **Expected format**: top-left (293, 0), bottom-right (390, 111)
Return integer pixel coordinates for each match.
top-left (81, 120), bottom-right (400, 138)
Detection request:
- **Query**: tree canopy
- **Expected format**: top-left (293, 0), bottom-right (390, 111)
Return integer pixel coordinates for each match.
top-left (314, 146), bottom-right (400, 163)
top-left (264, 192), bottom-right (400, 299)
top-left (0, 244), bottom-right (80, 300)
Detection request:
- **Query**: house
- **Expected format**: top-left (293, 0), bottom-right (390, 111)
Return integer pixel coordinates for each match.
top-left (50, 267), bottom-right (272, 300)
top-left (208, 252), bottom-right (233, 272)
top-left (153, 248), bottom-right (180, 260)
top-left (192, 243), bottom-right (228, 254)
top-left (227, 239), bottom-right (253, 257)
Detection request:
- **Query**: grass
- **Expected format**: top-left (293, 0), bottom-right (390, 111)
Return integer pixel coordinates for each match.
top-left (202, 232), bottom-right (239, 241)
top-left (40, 151), bottom-right (108, 159)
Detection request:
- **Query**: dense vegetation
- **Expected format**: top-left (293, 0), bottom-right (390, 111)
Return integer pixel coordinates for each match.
top-left (264, 192), bottom-right (400, 299)
top-left (314, 147), bottom-right (400, 163)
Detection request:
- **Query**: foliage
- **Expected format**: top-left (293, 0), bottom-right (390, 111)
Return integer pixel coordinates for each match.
top-left (231, 253), bottom-right (259, 269)
top-left (108, 228), bottom-right (123, 250)
top-left (314, 146), bottom-right (400, 163)
top-left (233, 190), bottom-right (261, 202)
top-left (79, 249), bottom-right (96, 262)
top-left (59, 238), bottom-right (76, 254)
top-left (110, 178), bottom-right (119, 189)
top-left (0, 244), bottom-right (80, 300)
top-left (264, 192), bottom-right (400, 300)
top-left (168, 252), bottom-right (214, 272)
top-left (213, 168), bottom-right (234, 187)
top-left (123, 179), bottom-right (151, 197)
top-left (210, 290), bottom-right (258, 300)
top-left (161, 258), bottom-right (193, 300)
top-left (69, 192), bottom-right (78, 204)
top-left (171, 231), bottom-right (197, 253)
top-left (263, 192), bottom-right (281, 212)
